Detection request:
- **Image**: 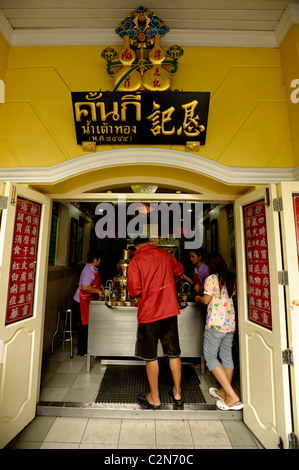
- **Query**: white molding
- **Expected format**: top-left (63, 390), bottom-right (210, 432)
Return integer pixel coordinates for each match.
top-left (293, 165), bottom-right (299, 181)
top-left (2, 4), bottom-right (299, 48)
top-left (9, 28), bottom-right (122, 47)
top-left (1, 4), bottom-right (299, 48)
top-left (0, 148), bottom-right (296, 186)
top-left (0, 9), bottom-right (13, 44)
top-left (166, 30), bottom-right (277, 48)
top-left (275, 3), bottom-right (299, 46)
top-left (8, 28), bottom-right (277, 48)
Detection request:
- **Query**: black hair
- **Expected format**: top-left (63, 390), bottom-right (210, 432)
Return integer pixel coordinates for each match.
top-left (87, 249), bottom-right (102, 263)
top-left (189, 247), bottom-right (205, 258)
top-left (205, 252), bottom-right (235, 297)
top-left (133, 236), bottom-right (150, 246)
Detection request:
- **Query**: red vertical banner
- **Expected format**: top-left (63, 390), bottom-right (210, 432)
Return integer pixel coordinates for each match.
top-left (5, 197), bottom-right (41, 325)
top-left (293, 194), bottom-right (299, 267)
top-left (243, 200), bottom-right (272, 330)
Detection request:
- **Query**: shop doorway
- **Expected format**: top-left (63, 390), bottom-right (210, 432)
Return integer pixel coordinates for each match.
top-left (40, 183), bottom-right (299, 449)
top-left (41, 193), bottom-right (240, 417)
top-left (1, 175), bottom-right (298, 449)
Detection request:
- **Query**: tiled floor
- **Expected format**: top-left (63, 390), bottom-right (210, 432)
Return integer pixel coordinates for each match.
top-left (10, 415), bottom-right (261, 449)
top-left (7, 341), bottom-right (263, 449)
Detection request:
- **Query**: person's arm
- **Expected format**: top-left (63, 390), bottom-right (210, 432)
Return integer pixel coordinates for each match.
top-left (182, 274), bottom-right (193, 285)
top-left (171, 255), bottom-right (184, 279)
top-left (127, 260), bottom-right (142, 298)
top-left (195, 274), bottom-right (213, 304)
top-left (195, 294), bottom-right (211, 305)
top-left (81, 284), bottom-right (103, 295)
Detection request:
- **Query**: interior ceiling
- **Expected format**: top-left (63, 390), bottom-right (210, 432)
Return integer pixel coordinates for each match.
top-left (0, 1), bottom-right (298, 47)
top-left (85, 184), bottom-right (195, 193)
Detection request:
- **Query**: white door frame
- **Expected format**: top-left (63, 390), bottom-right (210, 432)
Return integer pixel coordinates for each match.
top-left (278, 182), bottom-right (299, 443)
top-left (235, 184), bottom-right (293, 449)
top-left (0, 182), bottom-right (51, 449)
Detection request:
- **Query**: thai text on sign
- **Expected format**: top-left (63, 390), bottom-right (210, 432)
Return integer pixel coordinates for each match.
top-left (6, 197), bottom-right (41, 325)
top-left (71, 91), bottom-right (210, 146)
top-left (243, 200), bottom-right (272, 330)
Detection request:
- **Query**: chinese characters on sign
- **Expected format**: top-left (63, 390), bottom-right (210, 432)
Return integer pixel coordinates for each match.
top-left (71, 91), bottom-right (210, 146)
top-left (6, 197), bottom-right (41, 325)
top-left (243, 200), bottom-right (272, 330)
top-left (293, 194), bottom-right (299, 267)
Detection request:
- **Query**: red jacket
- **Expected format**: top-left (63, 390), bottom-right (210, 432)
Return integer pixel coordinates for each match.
top-left (127, 244), bottom-right (184, 324)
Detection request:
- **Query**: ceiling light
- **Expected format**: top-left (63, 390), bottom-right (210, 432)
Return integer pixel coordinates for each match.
top-left (131, 185), bottom-right (158, 193)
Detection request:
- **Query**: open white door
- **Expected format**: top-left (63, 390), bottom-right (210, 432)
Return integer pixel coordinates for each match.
top-left (277, 182), bottom-right (299, 447)
top-left (235, 184), bottom-right (292, 449)
top-left (0, 182), bottom-right (50, 448)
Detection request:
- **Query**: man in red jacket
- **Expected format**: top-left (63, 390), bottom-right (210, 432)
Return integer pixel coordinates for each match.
top-left (127, 237), bottom-right (184, 409)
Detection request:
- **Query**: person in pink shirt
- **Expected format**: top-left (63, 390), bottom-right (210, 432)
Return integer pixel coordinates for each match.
top-left (127, 237), bottom-right (184, 409)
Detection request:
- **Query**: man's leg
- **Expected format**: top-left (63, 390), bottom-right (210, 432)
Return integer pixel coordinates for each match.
top-left (135, 321), bottom-right (162, 407)
top-left (169, 357), bottom-right (182, 400)
top-left (160, 316), bottom-right (182, 401)
top-left (145, 359), bottom-right (161, 406)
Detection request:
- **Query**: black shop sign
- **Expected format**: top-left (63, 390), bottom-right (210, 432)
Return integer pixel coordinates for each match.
top-left (71, 91), bottom-right (210, 146)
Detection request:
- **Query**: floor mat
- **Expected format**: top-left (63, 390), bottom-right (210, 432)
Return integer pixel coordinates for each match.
top-left (95, 363), bottom-right (206, 404)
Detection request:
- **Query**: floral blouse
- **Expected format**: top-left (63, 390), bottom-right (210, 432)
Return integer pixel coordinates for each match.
top-left (203, 274), bottom-right (236, 333)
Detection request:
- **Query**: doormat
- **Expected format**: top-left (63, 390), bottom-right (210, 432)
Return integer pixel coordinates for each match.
top-left (95, 364), bottom-right (205, 404)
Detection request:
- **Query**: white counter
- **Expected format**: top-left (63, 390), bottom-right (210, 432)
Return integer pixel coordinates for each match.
top-left (87, 301), bottom-right (206, 372)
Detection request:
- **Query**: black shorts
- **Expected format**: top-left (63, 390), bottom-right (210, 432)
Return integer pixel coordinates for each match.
top-left (135, 315), bottom-right (181, 361)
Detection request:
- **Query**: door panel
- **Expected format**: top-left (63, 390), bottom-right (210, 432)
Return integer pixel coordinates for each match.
top-left (0, 182), bottom-right (50, 448)
top-left (235, 185), bottom-right (292, 449)
top-left (278, 182), bottom-right (299, 441)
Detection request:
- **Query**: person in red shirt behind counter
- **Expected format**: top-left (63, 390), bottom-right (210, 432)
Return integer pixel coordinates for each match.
top-left (127, 237), bottom-right (184, 409)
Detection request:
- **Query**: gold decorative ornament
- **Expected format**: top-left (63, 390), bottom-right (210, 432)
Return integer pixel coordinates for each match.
top-left (186, 141), bottom-right (200, 152)
top-left (102, 6), bottom-right (183, 92)
top-left (82, 141), bottom-right (97, 152)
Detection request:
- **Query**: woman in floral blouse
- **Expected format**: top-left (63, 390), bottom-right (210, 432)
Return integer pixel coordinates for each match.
top-left (195, 252), bottom-right (243, 411)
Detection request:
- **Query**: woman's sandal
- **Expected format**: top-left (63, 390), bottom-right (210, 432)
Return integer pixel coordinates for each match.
top-left (209, 387), bottom-right (224, 400)
top-left (216, 399), bottom-right (243, 411)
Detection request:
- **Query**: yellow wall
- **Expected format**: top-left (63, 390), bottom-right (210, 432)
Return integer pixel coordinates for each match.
top-left (0, 32), bottom-right (9, 79)
top-left (280, 25), bottom-right (299, 167)
top-left (0, 30), bottom-right (297, 177)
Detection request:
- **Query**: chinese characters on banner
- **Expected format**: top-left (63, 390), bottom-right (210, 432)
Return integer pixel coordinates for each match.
top-left (243, 200), bottom-right (272, 330)
top-left (292, 194), bottom-right (299, 267)
top-left (5, 197), bottom-right (41, 325)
